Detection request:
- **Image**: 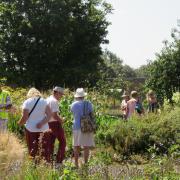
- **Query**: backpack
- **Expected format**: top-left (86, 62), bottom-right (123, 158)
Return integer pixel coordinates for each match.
top-left (135, 101), bottom-right (143, 114)
top-left (80, 101), bottom-right (97, 133)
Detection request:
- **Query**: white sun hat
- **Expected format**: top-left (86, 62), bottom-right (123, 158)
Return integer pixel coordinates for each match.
top-left (74, 88), bottom-right (87, 98)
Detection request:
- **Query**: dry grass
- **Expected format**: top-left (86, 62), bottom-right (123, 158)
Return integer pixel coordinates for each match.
top-left (0, 132), bottom-right (25, 177)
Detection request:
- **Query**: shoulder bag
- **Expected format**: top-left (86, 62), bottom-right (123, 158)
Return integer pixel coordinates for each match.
top-left (28, 97), bottom-right (40, 117)
top-left (80, 101), bottom-right (97, 133)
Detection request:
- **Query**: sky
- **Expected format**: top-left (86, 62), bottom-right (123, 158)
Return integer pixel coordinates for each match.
top-left (103, 0), bottom-right (180, 68)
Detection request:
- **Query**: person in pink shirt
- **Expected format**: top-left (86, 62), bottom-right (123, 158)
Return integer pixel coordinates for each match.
top-left (125, 91), bottom-right (144, 119)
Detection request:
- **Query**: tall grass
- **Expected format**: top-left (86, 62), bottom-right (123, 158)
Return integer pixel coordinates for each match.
top-left (0, 132), bottom-right (25, 178)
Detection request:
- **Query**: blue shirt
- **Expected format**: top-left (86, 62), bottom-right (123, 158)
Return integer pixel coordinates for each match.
top-left (70, 100), bottom-right (93, 130)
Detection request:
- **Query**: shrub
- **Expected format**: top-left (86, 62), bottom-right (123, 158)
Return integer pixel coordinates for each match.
top-left (172, 92), bottom-right (180, 107)
top-left (149, 107), bottom-right (180, 153)
top-left (96, 107), bottom-right (180, 156)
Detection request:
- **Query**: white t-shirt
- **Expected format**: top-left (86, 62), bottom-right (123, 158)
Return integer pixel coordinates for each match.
top-left (46, 95), bottom-right (59, 122)
top-left (22, 97), bottom-right (49, 132)
top-left (121, 99), bottom-right (128, 115)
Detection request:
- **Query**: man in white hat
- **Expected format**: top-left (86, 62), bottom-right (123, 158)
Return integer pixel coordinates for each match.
top-left (46, 86), bottom-right (66, 166)
top-left (70, 88), bottom-right (95, 168)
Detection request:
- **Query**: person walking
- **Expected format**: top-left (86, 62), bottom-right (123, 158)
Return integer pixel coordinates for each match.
top-left (18, 88), bottom-right (52, 162)
top-left (0, 85), bottom-right (12, 132)
top-left (46, 86), bottom-right (66, 166)
top-left (147, 90), bottom-right (159, 113)
top-left (70, 88), bottom-right (95, 168)
top-left (125, 91), bottom-right (144, 119)
top-left (121, 92), bottom-right (130, 119)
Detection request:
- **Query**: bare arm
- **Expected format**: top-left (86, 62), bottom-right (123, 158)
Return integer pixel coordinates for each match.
top-left (36, 105), bottom-right (52, 129)
top-left (18, 109), bottom-right (29, 126)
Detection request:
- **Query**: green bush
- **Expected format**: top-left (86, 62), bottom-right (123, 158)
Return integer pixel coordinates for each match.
top-left (172, 92), bottom-right (180, 107)
top-left (8, 112), bottom-right (25, 137)
top-left (96, 108), bottom-right (180, 156)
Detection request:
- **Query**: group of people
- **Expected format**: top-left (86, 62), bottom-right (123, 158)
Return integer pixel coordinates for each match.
top-left (17, 87), bottom-right (94, 168)
top-left (0, 85), bottom-right (94, 168)
top-left (121, 90), bottom-right (159, 119)
top-left (0, 84), bottom-right (159, 168)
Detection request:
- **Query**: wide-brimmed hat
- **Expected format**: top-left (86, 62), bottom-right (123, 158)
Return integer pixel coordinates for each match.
top-left (121, 91), bottom-right (129, 98)
top-left (53, 86), bottom-right (64, 94)
top-left (74, 88), bottom-right (87, 98)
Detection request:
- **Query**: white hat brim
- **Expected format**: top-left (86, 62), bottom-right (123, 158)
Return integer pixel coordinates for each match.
top-left (74, 92), bottom-right (87, 98)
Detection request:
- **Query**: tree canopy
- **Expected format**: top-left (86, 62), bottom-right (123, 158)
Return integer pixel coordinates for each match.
top-left (146, 29), bottom-right (180, 103)
top-left (0, 0), bottom-right (112, 89)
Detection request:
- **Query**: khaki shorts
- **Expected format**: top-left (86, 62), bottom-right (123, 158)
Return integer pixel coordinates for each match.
top-left (73, 129), bottom-right (95, 147)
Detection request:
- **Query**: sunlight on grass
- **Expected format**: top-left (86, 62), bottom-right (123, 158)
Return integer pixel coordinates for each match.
top-left (0, 132), bottom-right (25, 177)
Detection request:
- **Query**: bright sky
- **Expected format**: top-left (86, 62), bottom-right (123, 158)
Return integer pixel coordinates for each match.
top-left (103, 0), bottom-right (180, 68)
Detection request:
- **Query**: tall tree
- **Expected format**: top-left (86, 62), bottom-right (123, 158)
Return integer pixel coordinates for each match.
top-left (0, 0), bottom-right (111, 89)
top-left (135, 64), bottom-right (150, 78)
top-left (146, 29), bottom-right (180, 103)
top-left (97, 50), bottom-right (125, 92)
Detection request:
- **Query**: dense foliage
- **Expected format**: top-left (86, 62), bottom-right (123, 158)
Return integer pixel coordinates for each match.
top-left (97, 108), bottom-right (180, 156)
top-left (1, 86), bottom-right (179, 179)
top-left (146, 29), bottom-right (180, 103)
top-left (96, 50), bottom-right (146, 98)
top-left (0, 0), bottom-right (111, 89)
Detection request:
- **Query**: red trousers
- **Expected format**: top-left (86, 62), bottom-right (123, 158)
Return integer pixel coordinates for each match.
top-left (48, 121), bottom-right (66, 163)
top-left (25, 128), bottom-right (51, 162)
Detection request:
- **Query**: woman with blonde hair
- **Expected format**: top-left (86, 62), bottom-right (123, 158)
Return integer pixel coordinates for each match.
top-left (18, 88), bottom-right (52, 162)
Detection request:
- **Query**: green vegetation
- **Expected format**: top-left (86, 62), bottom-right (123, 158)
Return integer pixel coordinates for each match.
top-left (0, 1), bottom-right (180, 179)
top-left (146, 29), bottom-right (180, 103)
top-left (0, 87), bottom-right (179, 179)
top-left (0, 0), bottom-right (112, 88)
top-left (97, 108), bottom-right (180, 156)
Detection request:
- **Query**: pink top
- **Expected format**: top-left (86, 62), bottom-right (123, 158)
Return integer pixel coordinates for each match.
top-left (126, 98), bottom-right (137, 118)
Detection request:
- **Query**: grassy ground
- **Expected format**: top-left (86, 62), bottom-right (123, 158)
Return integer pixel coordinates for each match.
top-left (0, 132), bottom-right (25, 179)
top-left (1, 132), bottom-right (179, 179)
